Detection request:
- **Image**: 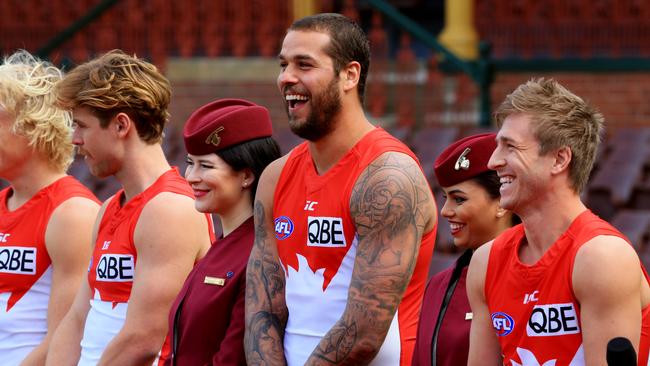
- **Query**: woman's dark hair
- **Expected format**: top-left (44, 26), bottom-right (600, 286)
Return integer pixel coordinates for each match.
top-left (216, 137), bottom-right (281, 206)
top-left (473, 170), bottom-right (521, 225)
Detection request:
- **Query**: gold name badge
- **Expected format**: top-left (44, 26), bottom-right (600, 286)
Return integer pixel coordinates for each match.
top-left (465, 312), bottom-right (473, 320)
top-left (204, 276), bottom-right (225, 286)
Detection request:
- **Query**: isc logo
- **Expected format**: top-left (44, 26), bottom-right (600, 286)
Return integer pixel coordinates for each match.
top-left (307, 216), bottom-right (346, 247)
top-left (526, 303), bottom-right (580, 337)
top-left (274, 216), bottom-right (294, 240)
top-left (0, 247), bottom-right (36, 275)
top-left (96, 254), bottom-right (134, 282)
top-left (491, 312), bottom-right (515, 336)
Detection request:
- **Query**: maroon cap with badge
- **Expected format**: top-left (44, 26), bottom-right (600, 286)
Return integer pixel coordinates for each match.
top-left (183, 98), bottom-right (273, 155)
top-left (434, 133), bottom-right (497, 187)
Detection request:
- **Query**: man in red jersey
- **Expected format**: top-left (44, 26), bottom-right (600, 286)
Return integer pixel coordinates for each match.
top-left (244, 13), bottom-right (437, 366)
top-left (0, 50), bottom-right (100, 366)
top-left (467, 78), bottom-right (650, 366)
top-left (45, 50), bottom-right (213, 366)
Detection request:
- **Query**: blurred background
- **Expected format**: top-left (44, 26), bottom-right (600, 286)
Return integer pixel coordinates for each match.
top-left (1, 0), bottom-right (649, 273)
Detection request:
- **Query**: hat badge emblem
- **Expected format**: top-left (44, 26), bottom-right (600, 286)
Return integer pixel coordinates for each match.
top-left (206, 126), bottom-right (225, 147)
top-left (454, 147), bottom-right (471, 171)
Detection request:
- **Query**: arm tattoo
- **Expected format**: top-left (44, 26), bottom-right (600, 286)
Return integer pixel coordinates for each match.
top-left (245, 200), bottom-right (288, 365)
top-left (307, 152), bottom-right (432, 365)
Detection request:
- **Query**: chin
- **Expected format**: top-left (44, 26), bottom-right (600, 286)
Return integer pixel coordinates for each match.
top-left (452, 240), bottom-right (468, 250)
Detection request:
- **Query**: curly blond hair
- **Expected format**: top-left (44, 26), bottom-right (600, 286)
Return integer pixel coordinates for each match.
top-left (56, 50), bottom-right (171, 144)
top-left (0, 50), bottom-right (74, 172)
top-left (494, 78), bottom-right (604, 193)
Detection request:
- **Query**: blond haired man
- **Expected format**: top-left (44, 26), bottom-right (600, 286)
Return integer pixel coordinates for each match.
top-left (46, 50), bottom-right (212, 366)
top-left (0, 50), bottom-right (100, 366)
top-left (467, 78), bottom-right (650, 366)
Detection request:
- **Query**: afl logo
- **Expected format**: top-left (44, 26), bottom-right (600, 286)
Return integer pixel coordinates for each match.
top-left (274, 216), bottom-right (294, 240)
top-left (491, 312), bottom-right (515, 336)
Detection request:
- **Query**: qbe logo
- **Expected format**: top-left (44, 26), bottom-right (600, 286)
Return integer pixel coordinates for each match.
top-left (0, 246), bottom-right (36, 275)
top-left (526, 303), bottom-right (580, 337)
top-left (274, 216), bottom-right (294, 240)
top-left (96, 254), bottom-right (134, 282)
top-left (307, 216), bottom-right (346, 247)
top-left (491, 312), bottom-right (515, 336)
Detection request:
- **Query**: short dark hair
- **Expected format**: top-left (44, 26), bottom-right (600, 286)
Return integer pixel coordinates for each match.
top-left (472, 171), bottom-right (521, 225)
top-left (289, 13), bottom-right (370, 105)
top-left (217, 137), bottom-right (281, 206)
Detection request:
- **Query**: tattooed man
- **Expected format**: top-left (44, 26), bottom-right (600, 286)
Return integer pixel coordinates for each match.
top-left (244, 13), bottom-right (437, 366)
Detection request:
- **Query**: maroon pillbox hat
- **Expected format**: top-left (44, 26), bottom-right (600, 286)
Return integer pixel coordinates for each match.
top-left (434, 133), bottom-right (497, 187)
top-left (183, 98), bottom-right (273, 155)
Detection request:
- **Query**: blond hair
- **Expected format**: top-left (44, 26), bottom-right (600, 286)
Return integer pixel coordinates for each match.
top-left (56, 50), bottom-right (171, 143)
top-left (494, 78), bottom-right (604, 193)
top-left (0, 50), bottom-right (74, 172)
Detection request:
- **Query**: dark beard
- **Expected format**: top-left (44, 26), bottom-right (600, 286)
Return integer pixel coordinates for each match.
top-left (287, 77), bottom-right (341, 142)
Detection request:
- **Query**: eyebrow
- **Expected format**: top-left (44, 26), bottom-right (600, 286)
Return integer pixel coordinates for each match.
top-left (445, 189), bottom-right (466, 196)
top-left (496, 135), bottom-right (516, 144)
top-left (277, 54), bottom-right (317, 63)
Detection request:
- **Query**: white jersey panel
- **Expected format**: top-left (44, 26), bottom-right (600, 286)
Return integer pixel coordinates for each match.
top-left (0, 266), bottom-right (51, 366)
top-left (78, 289), bottom-right (128, 366)
top-left (284, 240), bottom-right (357, 365)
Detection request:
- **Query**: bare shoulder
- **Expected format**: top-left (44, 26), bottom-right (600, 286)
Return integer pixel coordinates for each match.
top-left (135, 192), bottom-right (209, 253)
top-left (467, 240), bottom-right (494, 292)
top-left (573, 235), bottom-right (642, 299)
top-left (351, 151), bottom-right (435, 234)
top-left (45, 196), bottom-right (100, 254)
top-left (141, 191), bottom-right (200, 218)
top-left (48, 196), bottom-right (100, 227)
top-left (255, 154), bottom-right (289, 205)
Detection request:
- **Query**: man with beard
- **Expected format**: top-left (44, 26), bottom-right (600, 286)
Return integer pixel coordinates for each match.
top-left (244, 13), bottom-right (437, 366)
top-left (45, 50), bottom-right (213, 366)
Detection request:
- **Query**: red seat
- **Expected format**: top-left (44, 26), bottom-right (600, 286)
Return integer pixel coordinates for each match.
top-left (610, 209), bottom-right (650, 252)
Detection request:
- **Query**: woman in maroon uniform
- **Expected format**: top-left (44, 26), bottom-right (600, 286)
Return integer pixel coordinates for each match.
top-left (166, 98), bottom-right (280, 366)
top-left (412, 133), bottom-right (518, 366)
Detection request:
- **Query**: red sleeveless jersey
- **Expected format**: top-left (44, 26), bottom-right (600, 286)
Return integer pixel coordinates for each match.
top-left (0, 176), bottom-right (98, 364)
top-left (273, 128), bottom-right (436, 366)
top-left (80, 168), bottom-right (214, 366)
top-left (485, 210), bottom-right (650, 366)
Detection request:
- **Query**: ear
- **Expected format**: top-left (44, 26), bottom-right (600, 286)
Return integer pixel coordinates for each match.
top-left (113, 112), bottom-right (132, 138)
top-left (496, 206), bottom-right (507, 218)
top-left (551, 146), bottom-right (572, 175)
top-left (241, 168), bottom-right (255, 189)
top-left (341, 61), bottom-right (361, 92)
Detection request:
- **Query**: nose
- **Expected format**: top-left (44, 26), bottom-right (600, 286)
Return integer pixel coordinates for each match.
top-left (277, 66), bottom-right (298, 91)
top-left (440, 197), bottom-right (454, 219)
top-left (71, 127), bottom-right (83, 146)
top-left (488, 146), bottom-right (504, 170)
top-left (184, 162), bottom-right (200, 184)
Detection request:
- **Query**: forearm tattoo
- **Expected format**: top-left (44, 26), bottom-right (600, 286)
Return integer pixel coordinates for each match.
top-left (307, 152), bottom-right (432, 365)
top-left (245, 200), bottom-right (288, 365)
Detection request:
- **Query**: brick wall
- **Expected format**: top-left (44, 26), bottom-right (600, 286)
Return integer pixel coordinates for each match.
top-left (492, 73), bottom-right (650, 129)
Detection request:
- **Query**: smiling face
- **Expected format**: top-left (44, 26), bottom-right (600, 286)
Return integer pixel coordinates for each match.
top-left (277, 30), bottom-right (342, 141)
top-left (440, 179), bottom-right (504, 250)
top-left (488, 113), bottom-right (556, 215)
top-left (184, 153), bottom-right (249, 215)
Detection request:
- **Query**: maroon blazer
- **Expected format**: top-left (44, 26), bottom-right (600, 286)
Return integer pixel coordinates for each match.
top-left (412, 250), bottom-right (473, 366)
top-left (166, 217), bottom-right (254, 366)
